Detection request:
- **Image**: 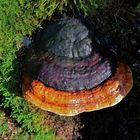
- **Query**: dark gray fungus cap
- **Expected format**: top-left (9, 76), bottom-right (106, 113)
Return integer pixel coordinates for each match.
top-left (24, 17), bottom-right (116, 92)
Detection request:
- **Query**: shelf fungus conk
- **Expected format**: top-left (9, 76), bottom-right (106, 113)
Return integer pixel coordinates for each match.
top-left (23, 17), bottom-right (133, 116)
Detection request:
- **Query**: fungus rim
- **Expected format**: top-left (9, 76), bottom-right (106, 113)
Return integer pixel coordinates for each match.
top-left (22, 62), bottom-right (133, 116)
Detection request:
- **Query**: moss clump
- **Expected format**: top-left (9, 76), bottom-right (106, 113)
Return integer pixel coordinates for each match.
top-left (0, 0), bottom-right (95, 139)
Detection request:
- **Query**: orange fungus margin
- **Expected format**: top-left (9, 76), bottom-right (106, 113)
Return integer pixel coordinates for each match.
top-left (22, 62), bottom-right (133, 116)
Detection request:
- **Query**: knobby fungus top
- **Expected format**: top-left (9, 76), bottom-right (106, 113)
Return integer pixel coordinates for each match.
top-left (24, 17), bottom-right (116, 92)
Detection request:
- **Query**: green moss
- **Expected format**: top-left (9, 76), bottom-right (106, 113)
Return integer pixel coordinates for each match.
top-left (0, 0), bottom-right (95, 139)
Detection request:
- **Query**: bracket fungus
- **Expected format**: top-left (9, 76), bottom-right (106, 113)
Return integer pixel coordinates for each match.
top-left (23, 17), bottom-right (133, 116)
